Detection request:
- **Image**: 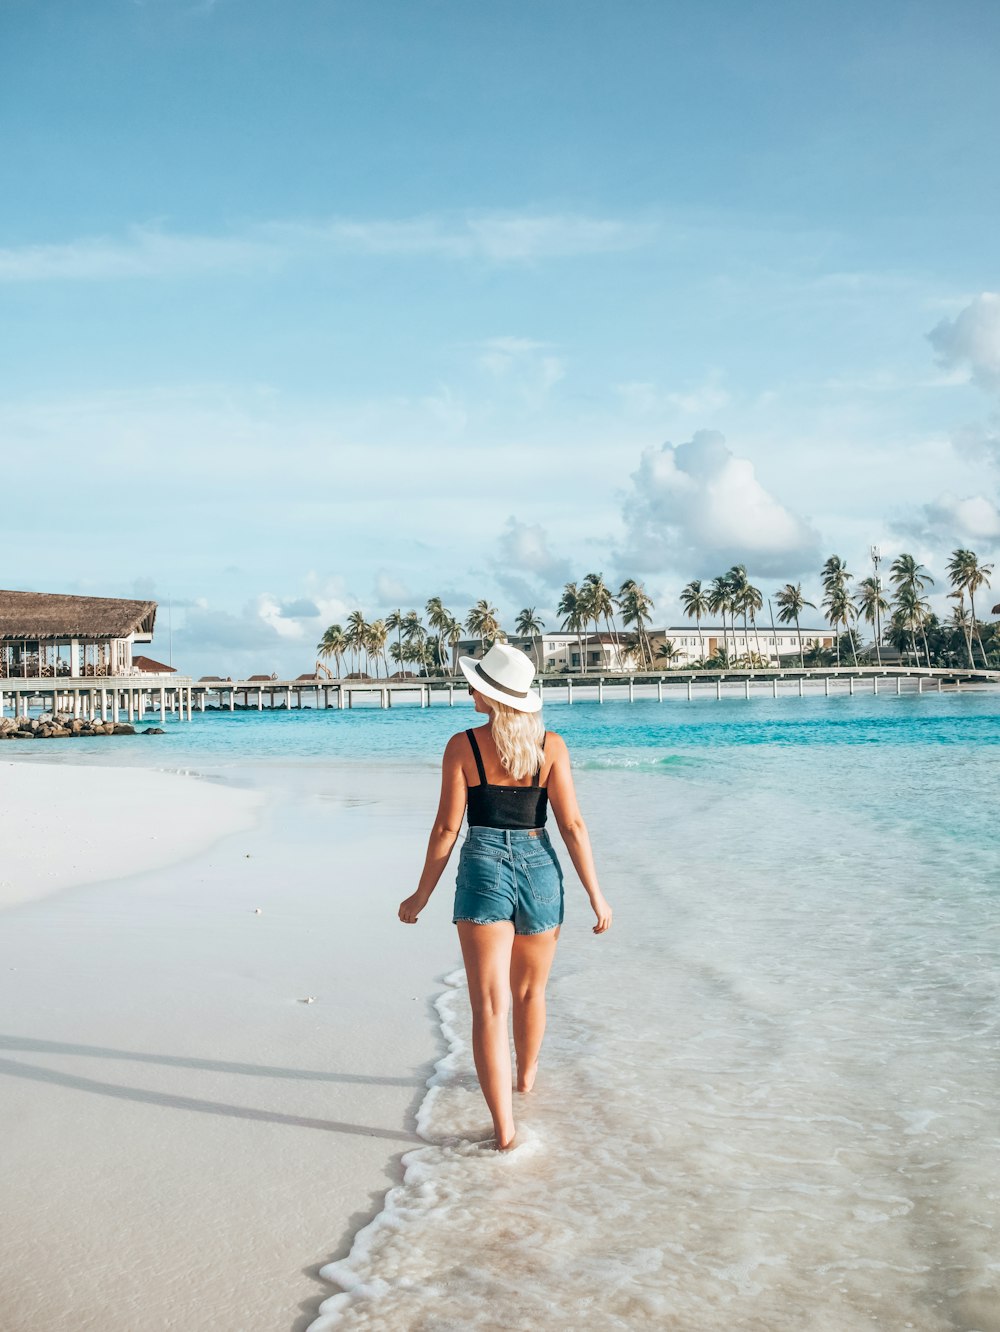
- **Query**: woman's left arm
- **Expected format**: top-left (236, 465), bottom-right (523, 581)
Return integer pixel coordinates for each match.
top-left (398, 734), bottom-right (468, 924)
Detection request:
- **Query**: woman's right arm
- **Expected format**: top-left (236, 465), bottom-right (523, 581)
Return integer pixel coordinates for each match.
top-left (398, 733), bottom-right (467, 924)
top-left (546, 734), bottom-right (613, 934)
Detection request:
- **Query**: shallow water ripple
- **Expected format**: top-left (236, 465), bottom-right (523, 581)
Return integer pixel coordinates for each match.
top-left (306, 710), bottom-right (999, 1331)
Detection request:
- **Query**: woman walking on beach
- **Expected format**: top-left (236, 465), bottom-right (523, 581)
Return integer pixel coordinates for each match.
top-left (398, 642), bottom-right (612, 1150)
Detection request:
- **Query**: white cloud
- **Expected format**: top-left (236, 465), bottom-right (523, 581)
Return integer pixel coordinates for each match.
top-left (618, 430), bottom-right (820, 576)
top-left (616, 372), bottom-right (729, 418)
top-left (477, 337), bottom-right (566, 398)
top-left (952, 419), bottom-right (1000, 468)
top-left (495, 517), bottom-right (573, 588)
top-left (373, 570), bottom-right (413, 606)
top-left (0, 225), bottom-right (274, 282)
top-left (897, 493), bottom-right (1000, 545)
top-left (0, 211), bottom-right (655, 283)
top-left (928, 293), bottom-right (1000, 394)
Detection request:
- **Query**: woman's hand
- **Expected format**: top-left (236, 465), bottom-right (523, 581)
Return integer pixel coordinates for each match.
top-left (398, 891), bottom-right (430, 924)
top-left (590, 892), bottom-right (613, 935)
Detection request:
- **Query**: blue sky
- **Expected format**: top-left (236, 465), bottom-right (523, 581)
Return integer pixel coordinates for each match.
top-left (2, 0), bottom-right (999, 676)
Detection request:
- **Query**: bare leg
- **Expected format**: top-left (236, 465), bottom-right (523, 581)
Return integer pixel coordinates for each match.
top-left (510, 926), bottom-right (560, 1093)
top-left (457, 921), bottom-right (516, 1149)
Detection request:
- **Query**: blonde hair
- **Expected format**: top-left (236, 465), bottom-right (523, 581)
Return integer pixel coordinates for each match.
top-left (486, 699), bottom-right (546, 780)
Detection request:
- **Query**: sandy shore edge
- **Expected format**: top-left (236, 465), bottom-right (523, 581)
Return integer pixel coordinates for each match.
top-left (0, 757), bottom-right (262, 912)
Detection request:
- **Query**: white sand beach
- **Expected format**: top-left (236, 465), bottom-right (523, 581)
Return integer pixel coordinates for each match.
top-left (0, 757), bottom-right (458, 1332)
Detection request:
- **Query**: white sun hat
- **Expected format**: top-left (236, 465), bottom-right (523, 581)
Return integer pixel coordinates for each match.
top-left (458, 641), bottom-right (542, 713)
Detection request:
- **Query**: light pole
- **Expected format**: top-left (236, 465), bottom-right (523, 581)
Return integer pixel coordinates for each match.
top-left (870, 546), bottom-right (883, 667)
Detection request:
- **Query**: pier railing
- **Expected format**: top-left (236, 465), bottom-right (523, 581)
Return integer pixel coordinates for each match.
top-left (3, 664), bottom-right (997, 722)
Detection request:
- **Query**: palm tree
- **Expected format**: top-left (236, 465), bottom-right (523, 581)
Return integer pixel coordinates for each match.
top-left (345, 610), bottom-right (369, 676)
top-left (515, 607), bottom-right (545, 672)
top-left (655, 639), bottom-right (681, 668)
top-left (679, 579), bottom-right (708, 662)
top-left (386, 609), bottom-right (405, 670)
top-left (366, 619), bottom-right (389, 678)
top-left (708, 574), bottom-right (735, 662)
top-left (558, 582), bottom-right (587, 673)
top-left (855, 576), bottom-right (888, 666)
top-left (890, 553), bottom-right (934, 666)
top-left (425, 598), bottom-right (454, 673)
top-left (821, 556), bottom-right (856, 666)
top-left (617, 579), bottom-right (655, 669)
top-left (889, 585), bottom-right (930, 664)
top-left (444, 615), bottom-right (465, 674)
top-left (317, 623), bottom-right (346, 679)
top-left (466, 600), bottom-right (502, 652)
top-left (728, 564), bottom-right (765, 665)
top-left (583, 572), bottom-right (621, 670)
top-left (946, 589), bottom-right (976, 668)
top-left (947, 549), bottom-right (994, 667)
top-left (774, 583), bottom-right (815, 667)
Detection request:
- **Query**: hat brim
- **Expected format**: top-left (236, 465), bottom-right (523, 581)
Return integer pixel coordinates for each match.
top-left (458, 656), bottom-right (543, 713)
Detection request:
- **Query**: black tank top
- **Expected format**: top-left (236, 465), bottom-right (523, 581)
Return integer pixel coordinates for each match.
top-left (465, 728), bottom-right (548, 830)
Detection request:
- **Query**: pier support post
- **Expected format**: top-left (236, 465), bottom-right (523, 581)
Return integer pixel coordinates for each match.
top-left (199, 692), bottom-right (205, 712)
top-left (716, 679), bottom-right (722, 700)
top-left (917, 677), bottom-right (923, 694)
top-left (229, 689), bottom-right (235, 712)
top-left (257, 689), bottom-right (263, 711)
top-left (798, 678), bottom-right (804, 697)
top-left (338, 686), bottom-right (345, 710)
top-left (381, 689), bottom-right (387, 709)
top-left (347, 689), bottom-right (353, 709)
top-left (598, 678), bottom-right (604, 704)
top-left (873, 677), bottom-right (878, 695)
top-left (657, 679), bottom-right (663, 702)
top-left (896, 677), bottom-right (901, 695)
top-left (159, 687), bottom-right (166, 721)
top-left (824, 677), bottom-right (829, 696)
top-left (127, 691), bottom-right (135, 722)
top-left (628, 677), bottom-right (634, 703)
top-left (100, 688), bottom-right (107, 722)
top-left (849, 677), bottom-right (855, 695)
top-left (449, 684), bottom-right (454, 706)
top-left (772, 678), bottom-right (778, 698)
top-left (686, 679), bottom-right (692, 702)
top-left (745, 679), bottom-right (750, 699)
top-left (567, 679), bottom-right (573, 705)
top-left (956, 678), bottom-right (961, 693)
top-left (937, 677), bottom-right (942, 692)
top-left (74, 691), bottom-right (81, 720)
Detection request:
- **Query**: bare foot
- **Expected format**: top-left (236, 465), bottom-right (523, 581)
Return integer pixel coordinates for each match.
top-left (516, 1060), bottom-right (538, 1094)
top-left (471, 1130), bottom-right (518, 1153)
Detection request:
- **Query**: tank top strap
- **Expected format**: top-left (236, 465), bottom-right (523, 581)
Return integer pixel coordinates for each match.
top-left (466, 728), bottom-right (488, 786)
top-left (532, 731), bottom-right (547, 787)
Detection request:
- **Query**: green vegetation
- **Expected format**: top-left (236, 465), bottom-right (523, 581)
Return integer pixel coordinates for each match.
top-left (315, 549), bottom-right (997, 677)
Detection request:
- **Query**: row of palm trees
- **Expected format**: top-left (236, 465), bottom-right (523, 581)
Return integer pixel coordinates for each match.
top-left (676, 549), bottom-right (994, 669)
top-left (316, 575), bottom-right (661, 679)
top-left (316, 549), bottom-right (996, 678)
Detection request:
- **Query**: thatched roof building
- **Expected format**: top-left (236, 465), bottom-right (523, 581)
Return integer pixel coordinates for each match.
top-left (0, 590), bottom-right (157, 679)
top-left (0, 590), bottom-right (156, 640)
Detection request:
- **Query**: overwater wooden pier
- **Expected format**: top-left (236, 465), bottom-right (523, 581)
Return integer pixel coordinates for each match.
top-left (2, 664), bottom-right (996, 724)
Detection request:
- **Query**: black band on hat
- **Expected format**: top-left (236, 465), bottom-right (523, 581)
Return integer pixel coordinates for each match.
top-left (474, 661), bottom-right (529, 698)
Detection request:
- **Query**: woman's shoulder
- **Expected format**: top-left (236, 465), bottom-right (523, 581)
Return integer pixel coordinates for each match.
top-left (444, 726), bottom-right (482, 754)
top-left (542, 729), bottom-right (568, 755)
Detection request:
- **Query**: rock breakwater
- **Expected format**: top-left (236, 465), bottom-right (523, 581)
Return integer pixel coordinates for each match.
top-left (0, 714), bottom-right (164, 740)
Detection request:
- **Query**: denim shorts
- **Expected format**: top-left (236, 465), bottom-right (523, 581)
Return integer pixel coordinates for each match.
top-left (453, 827), bottom-right (565, 936)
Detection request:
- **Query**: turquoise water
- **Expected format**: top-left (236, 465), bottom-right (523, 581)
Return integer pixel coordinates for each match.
top-left (35, 689), bottom-right (1000, 766)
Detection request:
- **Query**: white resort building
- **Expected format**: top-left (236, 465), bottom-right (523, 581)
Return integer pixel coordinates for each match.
top-left (453, 625), bottom-right (834, 673)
